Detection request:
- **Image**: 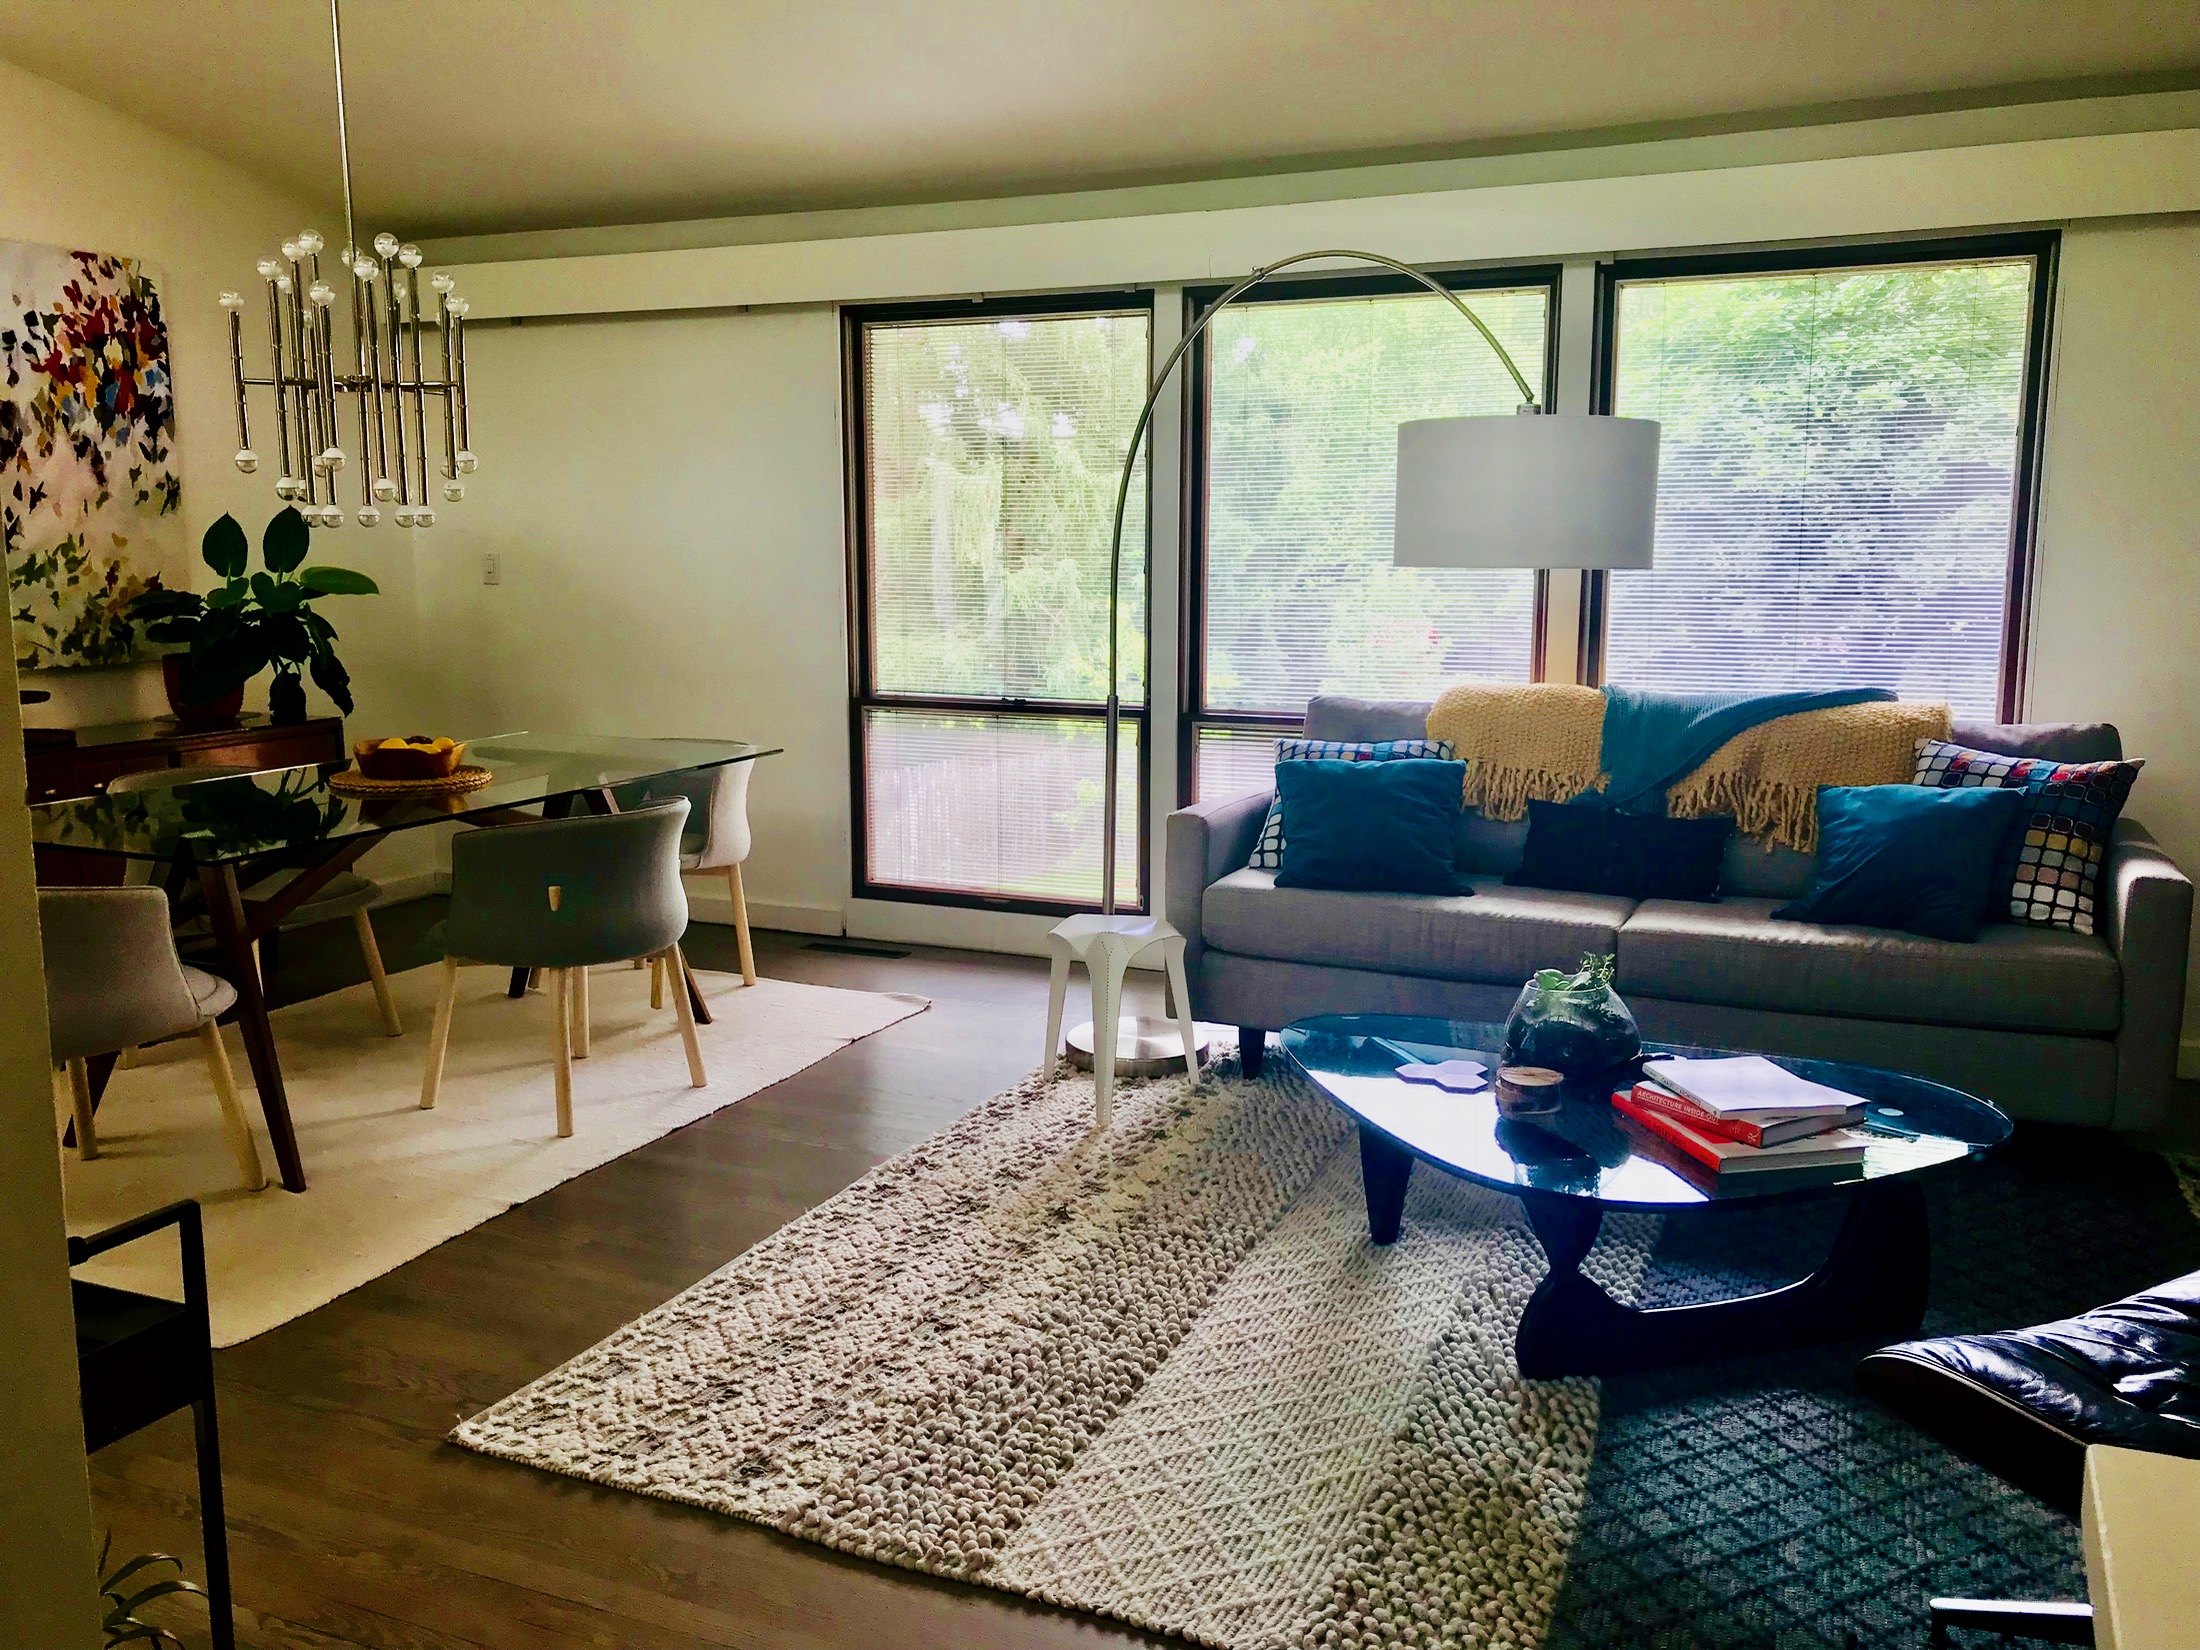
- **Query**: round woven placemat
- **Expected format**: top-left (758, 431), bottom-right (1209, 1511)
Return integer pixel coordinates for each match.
top-left (328, 764), bottom-right (495, 796)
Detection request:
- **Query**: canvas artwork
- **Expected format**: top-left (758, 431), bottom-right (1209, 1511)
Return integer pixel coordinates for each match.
top-left (1, 241), bottom-right (183, 669)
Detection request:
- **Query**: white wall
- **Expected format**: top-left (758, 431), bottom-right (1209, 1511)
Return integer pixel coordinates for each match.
top-left (423, 308), bottom-right (852, 931)
top-left (2031, 216), bottom-right (2200, 1066)
top-left (0, 59), bottom-right (438, 891)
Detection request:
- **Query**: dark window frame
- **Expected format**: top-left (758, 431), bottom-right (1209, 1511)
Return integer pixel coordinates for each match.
top-left (842, 288), bottom-right (1157, 916)
top-left (1177, 263), bottom-right (1565, 804)
top-left (1579, 231), bottom-right (2060, 720)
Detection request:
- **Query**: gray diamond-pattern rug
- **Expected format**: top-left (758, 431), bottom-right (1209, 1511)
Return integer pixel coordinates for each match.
top-left (453, 1056), bottom-right (1657, 1649)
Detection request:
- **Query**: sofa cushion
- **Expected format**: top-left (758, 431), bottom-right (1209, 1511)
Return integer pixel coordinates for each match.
top-left (1204, 867), bottom-right (1634, 985)
top-left (1617, 896), bottom-right (2120, 1033)
top-left (1304, 694), bottom-right (1434, 744)
top-left (1951, 717), bottom-right (2122, 764)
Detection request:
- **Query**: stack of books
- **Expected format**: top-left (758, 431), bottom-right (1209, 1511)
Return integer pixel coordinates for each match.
top-left (1613, 1054), bottom-right (1869, 1183)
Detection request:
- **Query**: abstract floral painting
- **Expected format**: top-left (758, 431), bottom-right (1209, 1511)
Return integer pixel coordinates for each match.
top-left (2, 242), bottom-right (182, 668)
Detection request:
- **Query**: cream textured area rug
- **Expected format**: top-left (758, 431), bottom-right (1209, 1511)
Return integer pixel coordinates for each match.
top-left (61, 964), bottom-right (927, 1346)
top-left (454, 1056), bottom-right (1659, 1650)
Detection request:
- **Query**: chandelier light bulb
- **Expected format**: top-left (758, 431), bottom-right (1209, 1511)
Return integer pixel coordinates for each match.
top-left (372, 477), bottom-right (399, 502)
top-left (218, 290), bottom-right (245, 310)
top-left (323, 505), bottom-right (345, 528)
top-left (397, 243), bottom-right (423, 268)
top-left (297, 230), bottom-right (325, 255)
top-left (275, 476), bottom-right (301, 500)
top-left (454, 450), bottom-right (477, 474)
top-left (352, 258), bottom-right (377, 281)
top-left (234, 449), bottom-right (258, 473)
top-left (320, 446), bottom-right (346, 471)
top-left (356, 505), bottom-right (381, 527)
top-left (373, 232), bottom-right (401, 259)
top-left (415, 507), bottom-right (436, 528)
top-left (256, 258), bottom-right (282, 279)
top-left (281, 240), bottom-right (302, 262)
top-left (442, 481), bottom-right (465, 502)
top-left (394, 507), bottom-right (417, 528)
top-left (430, 272), bottom-right (455, 295)
top-left (308, 281), bottom-right (337, 307)
top-left (274, 274), bottom-right (293, 293)
top-left (445, 297), bottom-right (470, 318)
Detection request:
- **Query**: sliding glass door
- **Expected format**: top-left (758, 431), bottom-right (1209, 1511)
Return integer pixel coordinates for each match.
top-left (847, 295), bottom-right (1151, 911)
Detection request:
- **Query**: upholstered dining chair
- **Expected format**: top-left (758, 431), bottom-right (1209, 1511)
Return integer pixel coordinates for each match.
top-left (108, 765), bottom-right (403, 1036)
top-left (418, 798), bottom-right (705, 1137)
top-left (40, 886), bottom-right (266, 1191)
top-left (618, 756), bottom-right (758, 989)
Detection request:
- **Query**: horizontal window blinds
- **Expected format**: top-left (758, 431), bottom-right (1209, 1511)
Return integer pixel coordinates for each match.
top-left (1201, 288), bottom-right (1549, 716)
top-left (864, 311), bottom-right (1149, 704)
top-left (1603, 259), bottom-right (2036, 717)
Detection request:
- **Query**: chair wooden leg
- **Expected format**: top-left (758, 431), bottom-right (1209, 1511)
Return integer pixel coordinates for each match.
top-left (353, 908), bottom-right (403, 1037)
top-left (649, 953), bottom-right (665, 1010)
top-left (573, 964), bottom-right (592, 1059)
top-left (726, 865), bottom-right (756, 986)
top-left (198, 1023), bottom-right (267, 1191)
top-left (66, 1057), bottom-right (99, 1160)
top-left (551, 969), bottom-right (574, 1136)
top-left (420, 958), bottom-right (461, 1109)
top-left (666, 946), bottom-right (707, 1087)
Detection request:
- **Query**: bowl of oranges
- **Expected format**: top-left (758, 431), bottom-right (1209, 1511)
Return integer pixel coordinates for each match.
top-left (352, 734), bottom-right (468, 782)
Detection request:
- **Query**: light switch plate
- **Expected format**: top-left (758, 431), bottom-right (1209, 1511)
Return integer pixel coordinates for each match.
top-left (482, 552), bottom-right (501, 585)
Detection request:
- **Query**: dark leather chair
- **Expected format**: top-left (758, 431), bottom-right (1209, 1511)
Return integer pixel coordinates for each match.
top-left (1857, 1268), bottom-right (2200, 1517)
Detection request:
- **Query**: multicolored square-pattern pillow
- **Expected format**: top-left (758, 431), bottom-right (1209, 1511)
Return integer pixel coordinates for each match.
top-left (1250, 737), bottom-right (1455, 870)
top-left (1911, 737), bottom-right (2142, 934)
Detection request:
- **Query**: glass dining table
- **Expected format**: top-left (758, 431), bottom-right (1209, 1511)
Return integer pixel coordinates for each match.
top-left (29, 733), bottom-right (779, 1192)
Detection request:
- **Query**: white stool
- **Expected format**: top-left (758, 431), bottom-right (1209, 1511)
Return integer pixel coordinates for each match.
top-left (1043, 914), bottom-right (1203, 1129)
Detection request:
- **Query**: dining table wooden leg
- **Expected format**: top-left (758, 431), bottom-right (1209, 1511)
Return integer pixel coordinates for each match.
top-left (200, 863), bottom-right (308, 1192)
top-left (681, 951), bottom-right (713, 1026)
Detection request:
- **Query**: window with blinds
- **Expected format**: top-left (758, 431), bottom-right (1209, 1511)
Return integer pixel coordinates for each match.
top-left (1187, 275), bottom-right (1553, 801)
top-left (851, 298), bottom-right (1151, 910)
top-left (1600, 249), bottom-right (2048, 717)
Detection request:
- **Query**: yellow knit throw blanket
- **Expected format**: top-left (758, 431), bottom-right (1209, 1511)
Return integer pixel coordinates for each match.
top-left (1425, 683), bottom-right (1953, 851)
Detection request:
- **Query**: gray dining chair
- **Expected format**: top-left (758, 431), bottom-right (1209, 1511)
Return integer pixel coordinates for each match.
top-left (40, 886), bottom-right (266, 1190)
top-left (109, 764), bottom-right (402, 1036)
top-left (418, 798), bottom-right (705, 1136)
top-left (620, 756), bottom-right (758, 990)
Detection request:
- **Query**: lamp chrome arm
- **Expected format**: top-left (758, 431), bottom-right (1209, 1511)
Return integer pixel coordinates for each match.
top-left (1097, 249), bottom-right (1538, 913)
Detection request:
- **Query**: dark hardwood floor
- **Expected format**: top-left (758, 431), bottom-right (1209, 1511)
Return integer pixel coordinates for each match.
top-left (86, 902), bottom-right (1175, 1650)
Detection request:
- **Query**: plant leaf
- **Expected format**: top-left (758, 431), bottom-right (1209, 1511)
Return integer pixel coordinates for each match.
top-left (201, 513), bottom-right (247, 577)
top-left (101, 1553), bottom-right (181, 1592)
top-left (205, 583), bottom-right (247, 610)
top-left (261, 506), bottom-right (311, 573)
top-left (297, 565), bottom-right (379, 597)
top-left (308, 643), bottom-right (355, 715)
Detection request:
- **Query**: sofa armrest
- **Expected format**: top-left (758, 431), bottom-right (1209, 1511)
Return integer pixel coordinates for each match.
top-left (2102, 818), bottom-right (2194, 1133)
top-left (1166, 789), bottom-right (1271, 949)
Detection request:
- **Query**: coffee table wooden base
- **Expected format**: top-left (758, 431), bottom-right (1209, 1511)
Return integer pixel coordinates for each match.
top-left (1355, 1124), bottom-right (1932, 1378)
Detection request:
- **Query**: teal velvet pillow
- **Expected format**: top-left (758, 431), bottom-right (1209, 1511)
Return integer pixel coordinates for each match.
top-left (1274, 759), bottom-right (1466, 895)
top-left (1775, 784), bottom-right (2030, 942)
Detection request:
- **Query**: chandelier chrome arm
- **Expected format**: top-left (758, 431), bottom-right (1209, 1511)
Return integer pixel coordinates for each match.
top-left (1097, 248), bottom-right (1540, 913)
top-left (218, 0), bottom-right (478, 528)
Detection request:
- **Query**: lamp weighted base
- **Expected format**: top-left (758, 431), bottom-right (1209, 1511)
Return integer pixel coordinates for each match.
top-left (1065, 1016), bottom-right (1215, 1078)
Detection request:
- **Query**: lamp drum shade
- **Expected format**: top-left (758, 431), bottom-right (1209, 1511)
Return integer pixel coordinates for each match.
top-left (1393, 413), bottom-right (1660, 570)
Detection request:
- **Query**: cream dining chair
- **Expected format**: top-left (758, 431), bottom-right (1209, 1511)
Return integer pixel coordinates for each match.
top-left (618, 757), bottom-right (758, 992)
top-left (40, 886), bottom-right (266, 1190)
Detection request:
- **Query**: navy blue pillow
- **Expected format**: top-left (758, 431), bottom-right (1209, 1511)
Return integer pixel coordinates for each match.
top-left (1507, 800), bottom-right (1734, 901)
top-left (1775, 784), bottom-right (2030, 942)
top-left (1274, 759), bottom-right (1466, 895)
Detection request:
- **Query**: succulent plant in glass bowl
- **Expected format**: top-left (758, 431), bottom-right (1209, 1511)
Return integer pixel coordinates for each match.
top-left (1501, 952), bottom-right (1641, 1079)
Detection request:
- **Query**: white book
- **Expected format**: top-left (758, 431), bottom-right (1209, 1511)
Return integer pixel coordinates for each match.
top-left (1637, 1054), bottom-right (1861, 1119)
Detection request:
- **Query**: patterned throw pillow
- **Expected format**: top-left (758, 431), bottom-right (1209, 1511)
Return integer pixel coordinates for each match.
top-left (1911, 737), bottom-right (2143, 934)
top-left (1250, 737), bottom-right (1455, 870)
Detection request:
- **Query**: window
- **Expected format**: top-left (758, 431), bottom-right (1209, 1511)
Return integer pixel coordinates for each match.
top-left (1592, 238), bottom-right (2054, 718)
top-left (848, 295), bottom-right (1150, 910)
top-left (1183, 269), bottom-right (1557, 799)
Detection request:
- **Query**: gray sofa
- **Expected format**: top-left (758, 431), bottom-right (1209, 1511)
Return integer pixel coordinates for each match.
top-left (1167, 696), bottom-right (2194, 1130)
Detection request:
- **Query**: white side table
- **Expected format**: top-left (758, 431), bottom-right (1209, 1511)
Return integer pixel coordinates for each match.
top-left (1043, 914), bottom-right (1203, 1128)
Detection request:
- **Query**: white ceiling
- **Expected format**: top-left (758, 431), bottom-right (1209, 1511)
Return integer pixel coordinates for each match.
top-left (3, 1), bottom-right (2196, 240)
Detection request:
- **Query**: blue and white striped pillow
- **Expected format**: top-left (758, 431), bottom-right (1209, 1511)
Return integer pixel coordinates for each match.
top-left (1249, 737), bottom-right (1456, 870)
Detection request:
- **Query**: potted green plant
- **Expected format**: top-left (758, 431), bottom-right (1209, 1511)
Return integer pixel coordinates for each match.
top-left (133, 507), bottom-right (379, 725)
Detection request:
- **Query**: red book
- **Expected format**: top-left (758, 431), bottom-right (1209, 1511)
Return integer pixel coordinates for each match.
top-left (1617, 1081), bottom-right (1861, 1148)
top-left (1611, 1090), bottom-right (1868, 1175)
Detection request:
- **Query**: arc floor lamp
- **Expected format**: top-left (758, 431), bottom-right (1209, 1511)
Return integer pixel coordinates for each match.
top-left (1057, 247), bottom-right (1661, 1080)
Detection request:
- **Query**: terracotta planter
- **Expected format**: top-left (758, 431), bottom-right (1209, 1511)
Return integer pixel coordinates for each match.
top-left (161, 654), bottom-right (245, 727)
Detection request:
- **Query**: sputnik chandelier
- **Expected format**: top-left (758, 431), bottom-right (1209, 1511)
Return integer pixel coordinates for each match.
top-left (220, 0), bottom-right (475, 529)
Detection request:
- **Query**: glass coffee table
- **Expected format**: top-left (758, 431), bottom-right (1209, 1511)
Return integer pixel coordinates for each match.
top-left (1281, 1014), bottom-right (2012, 1379)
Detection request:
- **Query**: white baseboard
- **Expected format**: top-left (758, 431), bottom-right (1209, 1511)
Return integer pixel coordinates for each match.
top-left (370, 869), bottom-right (448, 905)
top-left (684, 887), bottom-right (842, 937)
top-left (843, 898), bottom-right (1167, 967)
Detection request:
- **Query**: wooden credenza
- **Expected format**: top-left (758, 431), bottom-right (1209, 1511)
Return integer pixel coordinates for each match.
top-left (25, 714), bottom-right (345, 805)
